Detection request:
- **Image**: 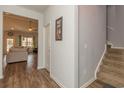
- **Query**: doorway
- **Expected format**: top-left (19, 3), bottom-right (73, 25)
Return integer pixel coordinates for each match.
top-left (3, 12), bottom-right (38, 73)
top-left (45, 24), bottom-right (51, 71)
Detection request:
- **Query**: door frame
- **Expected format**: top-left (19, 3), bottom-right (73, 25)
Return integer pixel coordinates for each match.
top-left (1, 10), bottom-right (42, 78)
top-left (44, 21), bottom-right (52, 74)
top-left (0, 6), bottom-right (44, 79)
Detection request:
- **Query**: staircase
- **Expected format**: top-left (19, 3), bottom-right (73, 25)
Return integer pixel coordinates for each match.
top-left (97, 47), bottom-right (124, 87)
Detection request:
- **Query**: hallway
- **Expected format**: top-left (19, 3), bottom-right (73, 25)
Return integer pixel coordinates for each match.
top-left (0, 53), bottom-right (59, 88)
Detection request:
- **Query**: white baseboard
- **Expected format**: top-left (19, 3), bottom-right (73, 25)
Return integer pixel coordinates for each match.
top-left (50, 74), bottom-right (65, 88)
top-left (80, 44), bottom-right (106, 88)
top-left (108, 42), bottom-right (124, 49)
top-left (80, 77), bottom-right (96, 88)
top-left (107, 41), bottom-right (113, 45)
top-left (111, 46), bottom-right (124, 49)
top-left (95, 44), bottom-right (106, 79)
top-left (37, 66), bottom-right (45, 70)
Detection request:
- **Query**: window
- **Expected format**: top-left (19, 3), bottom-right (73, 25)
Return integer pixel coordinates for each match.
top-left (7, 39), bottom-right (14, 52)
top-left (22, 37), bottom-right (33, 48)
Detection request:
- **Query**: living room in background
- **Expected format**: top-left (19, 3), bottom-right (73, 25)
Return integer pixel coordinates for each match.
top-left (3, 12), bottom-right (38, 73)
top-left (7, 38), bottom-right (14, 52)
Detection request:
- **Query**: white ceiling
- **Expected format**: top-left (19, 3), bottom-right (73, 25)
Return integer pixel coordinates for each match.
top-left (19, 5), bottom-right (49, 13)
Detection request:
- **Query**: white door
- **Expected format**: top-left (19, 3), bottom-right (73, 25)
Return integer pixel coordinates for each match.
top-left (45, 24), bottom-right (50, 71)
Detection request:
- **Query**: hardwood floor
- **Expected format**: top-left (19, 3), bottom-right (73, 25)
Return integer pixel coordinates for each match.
top-left (0, 53), bottom-right (60, 88)
top-left (87, 80), bottom-right (107, 88)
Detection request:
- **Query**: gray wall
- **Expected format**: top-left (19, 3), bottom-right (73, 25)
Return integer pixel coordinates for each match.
top-left (108, 6), bottom-right (124, 47)
top-left (78, 5), bottom-right (106, 87)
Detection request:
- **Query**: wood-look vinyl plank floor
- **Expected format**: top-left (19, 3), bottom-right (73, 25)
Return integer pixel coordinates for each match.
top-left (87, 80), bottom-right (107, 88)
top-left (0, 53), bottom-right (60, 88)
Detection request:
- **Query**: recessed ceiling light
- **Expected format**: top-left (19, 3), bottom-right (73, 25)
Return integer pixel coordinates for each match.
top-left (28, 27), bottom-right (32, 31)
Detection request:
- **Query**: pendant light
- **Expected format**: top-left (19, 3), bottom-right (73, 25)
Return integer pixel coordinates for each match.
top-left (28, 20), bottom-right (32, 31)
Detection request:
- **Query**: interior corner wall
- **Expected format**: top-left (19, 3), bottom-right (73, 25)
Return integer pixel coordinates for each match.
top-left (107, 5), bottom-right (116, 44)
top-left (0, 5), bottom-right (44, 79)
top-left (44, 5), bottom-right (77, 88)
top-left (108, 6), bottom-right (124, 47)
top-left (78, 5), bottom-right (106, 87)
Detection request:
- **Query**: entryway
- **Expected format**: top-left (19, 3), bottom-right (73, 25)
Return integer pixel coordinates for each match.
top-left (3, 12), bottom-right (38, 78)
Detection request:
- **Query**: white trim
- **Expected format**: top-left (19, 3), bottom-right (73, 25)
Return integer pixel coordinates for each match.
top-left (0, 11), bottom-right (3, 80)
top-left (49, 21), bottom-right (52, 77)
top-left (109, 42), bottom-right (124, 49)
top-left (80, 77), bottom-right (96, 88)
top-left (37, 66), bottom-right (45, 70)
top-left (111, 46), bottom-right (124, 49)
top-left (0, 6), bottom-right (44, 77)
top-left (0, 75), bottom-right (3, 79)
top-left (74, 5), bottom-right (79, 88)
top-left (80, 44), bottom-right (106, 88)
top-left (44, 21), bottom-right (52, 76)
top-left (42, 27), bottom-right (46, 70)
top-left (50, 74), bottom-right (65, 88)
top-left (107, 41), bottom-right (113, 45)
top-left (95, 44), bottom-right (106, 78)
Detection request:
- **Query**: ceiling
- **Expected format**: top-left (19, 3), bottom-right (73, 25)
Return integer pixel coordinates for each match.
top-left (19, 5), bottom-right (49, 13)
top-left (3, 5), bottom-right (49, 32)
top-left (3, 12), bottom-right (38, 32)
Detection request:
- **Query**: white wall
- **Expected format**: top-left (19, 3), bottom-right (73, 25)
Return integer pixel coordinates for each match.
top-left (44, 5), bottom-right (78, 88)
top-left (0, 10), bottom-right (3, 79)
top-left (45, 24), bottom-right (50, 71)
top-left (108, 6), bottom-right (124, 47)
top-left (78, 6), bottom-right (106, 87)
top-left (0, 5), bottom-right (44, 78)
top-left (107, 5), bottom-right (116, 44)
top-left (107, 6), bottom-right (116, 33)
